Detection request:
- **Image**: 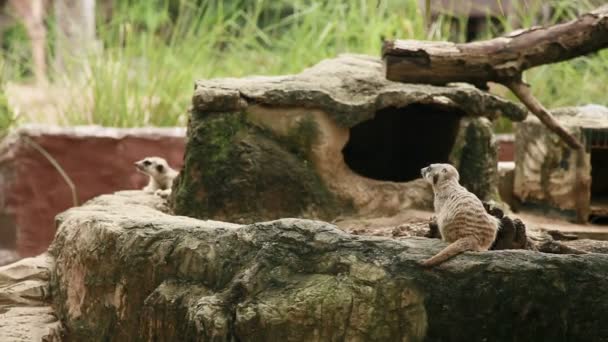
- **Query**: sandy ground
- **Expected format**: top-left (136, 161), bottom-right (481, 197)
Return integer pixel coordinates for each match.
top-left (333, 209), bottom-right (433, 239)
top-left (333, 208), bottom-right (608, 241)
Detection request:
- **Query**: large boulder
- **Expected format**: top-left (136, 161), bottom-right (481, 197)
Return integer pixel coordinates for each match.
top-left (171, 54), bottom-right (526, 223)
top-left (50, 191), bottom-right (608, 341)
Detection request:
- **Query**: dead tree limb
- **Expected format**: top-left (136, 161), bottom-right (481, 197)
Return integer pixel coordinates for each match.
top-left (505, 78), bottom-right (582, 149)
top-left (382, 5), bottom-right (608, 149)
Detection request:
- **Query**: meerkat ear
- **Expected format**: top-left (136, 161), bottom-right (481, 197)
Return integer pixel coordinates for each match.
top-left (442, 168), bottom-right (447, 173)
top-left (156, 164), bottom-right (165, 173)
top-left (433, 174), bottom-right (439, 185)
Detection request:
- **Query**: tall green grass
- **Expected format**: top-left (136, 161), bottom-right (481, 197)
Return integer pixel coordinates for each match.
top-left (0, 57), bottom-right (17, 137)
top-left (71, 0), bottom-right (427, 126)
top-left (1, 0), bottom-right (607, 129)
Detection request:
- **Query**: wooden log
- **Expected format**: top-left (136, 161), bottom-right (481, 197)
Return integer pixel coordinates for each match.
top-left (383, 5), bottom-right (608, 85)
top-left (382, 5), bottom-right (608, 149)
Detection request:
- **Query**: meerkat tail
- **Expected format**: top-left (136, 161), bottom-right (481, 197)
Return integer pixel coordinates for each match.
top-left (420, 237), bottom-right (477, 267)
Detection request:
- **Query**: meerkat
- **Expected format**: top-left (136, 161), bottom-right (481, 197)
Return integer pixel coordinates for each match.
top-left (419, 163), bottom-right (498, 267)
top-left (134, 157), bottom-right (178, 198)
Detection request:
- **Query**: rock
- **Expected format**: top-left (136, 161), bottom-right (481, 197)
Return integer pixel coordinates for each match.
top-left (513, 105), bottom-right (608, 222)
top-left (0, 248), bottom-right (20, 266)
top-left (497, 161), bottom-right (516, 209)
top-left (51, 191), bottom-right (608, 341)
top-left (0, 254), bottom-right (63, 341)
top-left (173, 55), bottom-right (526, 222)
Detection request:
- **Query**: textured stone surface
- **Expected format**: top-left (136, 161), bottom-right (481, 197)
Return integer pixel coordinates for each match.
top-left (498, 161), bottom-right (516, 209)
top-left (0, 254), bottom-right (63, 341)
top-left (0, 125), bottom-right (185, 258)
top-left (193, 54), bottom-right (526, 127)
top-left (450, 117), bottom-right (500, 202)
top-left (51, 191), bottom-right (608, 341)
top-left (174, 55), bottom-right (524, 222)
top-left (514, 105), bottom-right (608, 221)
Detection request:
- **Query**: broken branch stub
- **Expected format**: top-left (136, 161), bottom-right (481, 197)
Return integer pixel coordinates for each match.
top-left (382, 5), bottom-right (608, 149)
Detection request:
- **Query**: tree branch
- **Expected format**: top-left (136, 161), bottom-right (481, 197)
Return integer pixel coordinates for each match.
top-left (382, 5), bottom-right (608, 149)
top-left (505, 78), bottom-right (582, 149)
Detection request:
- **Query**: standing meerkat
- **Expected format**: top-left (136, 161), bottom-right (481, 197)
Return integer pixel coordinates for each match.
top-left (419, 163), bottom-right (498, 267)
top-left (134, 157), bottom-right (178, 198)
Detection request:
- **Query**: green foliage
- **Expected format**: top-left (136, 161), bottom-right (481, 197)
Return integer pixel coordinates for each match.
top-left (1, 0), bottom-right (607, 130)
top-left (1, 22), bottom-right (32, 80)
top-left (0, 58), bottom-right (16, 137)
top-left (0, 92), bottom-right (14, 138)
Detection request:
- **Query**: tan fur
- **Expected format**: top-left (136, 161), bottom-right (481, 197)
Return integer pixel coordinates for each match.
top-left (419, 163), bottom-right (498, 267)
top-left (134, 157), bottom-right (178, 198)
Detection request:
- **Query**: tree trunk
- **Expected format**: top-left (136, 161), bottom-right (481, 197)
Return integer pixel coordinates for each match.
top-left (53, 0), bottom-right (97, 78)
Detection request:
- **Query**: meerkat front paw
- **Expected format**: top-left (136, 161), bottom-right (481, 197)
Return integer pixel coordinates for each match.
top-left (154, 189), bottom-right (171, 198)
top-left (143, 187), bottom-right (155, 194)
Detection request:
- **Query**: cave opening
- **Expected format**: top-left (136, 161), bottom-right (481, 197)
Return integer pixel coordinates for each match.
top-left (342, 104), bottom-right (464, 182)
top-left (590, 147), bottom-right (608, 224)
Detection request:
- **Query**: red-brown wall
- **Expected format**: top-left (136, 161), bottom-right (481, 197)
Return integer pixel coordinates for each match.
top-left (0, 125), bottom-right (185, 262)
top-left (497, 134), bottom-right (514, 162)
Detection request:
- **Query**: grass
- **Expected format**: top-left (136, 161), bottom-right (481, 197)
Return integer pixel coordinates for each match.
top-left (0, 58), bottom-right (17, 137)
top-left (0, 0), bottom-right (607, 130)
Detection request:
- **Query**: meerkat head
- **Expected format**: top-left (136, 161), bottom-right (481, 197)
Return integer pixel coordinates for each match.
top-left (134, 157), bottom-right (170, 180)
top-left (420, 163), bottom-right (459, 186)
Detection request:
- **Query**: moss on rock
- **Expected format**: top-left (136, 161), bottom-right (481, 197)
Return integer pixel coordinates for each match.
top-left (171, 111), bottom-right (343, 223)
top-left (449, 117), bottom-right (500, 202)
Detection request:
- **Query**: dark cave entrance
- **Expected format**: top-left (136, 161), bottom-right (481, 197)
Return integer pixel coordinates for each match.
top-left (590, 148), bottom-right (608, 224)
top-left (342, 104), bottom-right (464, 182)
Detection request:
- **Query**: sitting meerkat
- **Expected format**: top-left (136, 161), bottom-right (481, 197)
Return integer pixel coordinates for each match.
top-left (419, 163), bottom-right (498, 267)
top-left (134, 157), bottom-right (178, 198)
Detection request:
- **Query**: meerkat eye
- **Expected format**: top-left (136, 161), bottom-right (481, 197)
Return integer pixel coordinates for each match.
top-left (143, 160), bottom-right (151, 166)
top-left (156, 164), bottom-right (165, 173)
top-left (433, 174), bottom-right (439, 185)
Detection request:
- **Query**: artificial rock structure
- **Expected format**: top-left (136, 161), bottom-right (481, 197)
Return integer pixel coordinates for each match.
top-left (514, 105), bottom-right (608, 222)
top-left (171, 54), bottom-right (527, 223)
top-left (47, 191), bottom-right (608, 341)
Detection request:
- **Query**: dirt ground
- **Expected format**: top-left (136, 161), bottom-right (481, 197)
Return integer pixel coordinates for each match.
top-left (333, 208), bottom-right (608, 241)
top-left (333, 209), bottom-right (433, 239)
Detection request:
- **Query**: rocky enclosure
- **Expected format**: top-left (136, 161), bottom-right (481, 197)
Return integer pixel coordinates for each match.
top-left (171, 54), bottom-right (527, 223)
top-left (48, 191), bottom-right (608, 341)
